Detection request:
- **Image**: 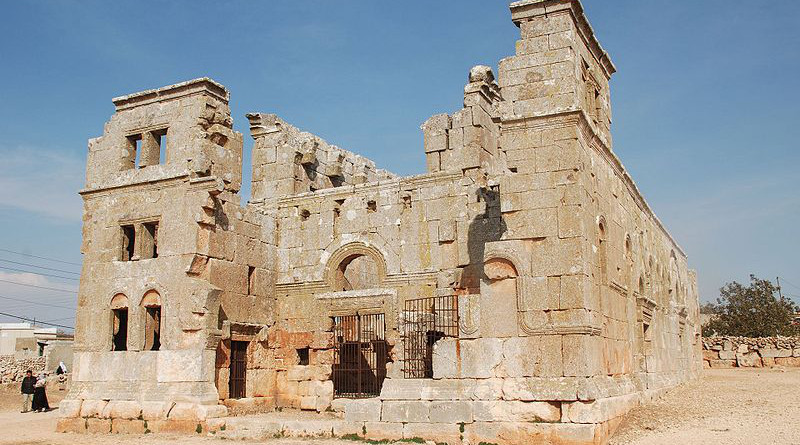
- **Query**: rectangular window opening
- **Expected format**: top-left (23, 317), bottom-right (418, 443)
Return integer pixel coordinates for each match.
top-left (141, 221), bottom-right (159, 259)
top-left (297, 347), bottom-right (309, 366)
top-left (121, 225), bottom-right (136, 261)
top-left (145, 306), bottom-right (161, 351)
top-left (112, 308), bottom-right (128, 351)
top-left (153, 128), bottom-right (168, 165)
top-left (126, 134), bottom-right (142, 170)
top-left (247, 266), bottom-right (255, 295)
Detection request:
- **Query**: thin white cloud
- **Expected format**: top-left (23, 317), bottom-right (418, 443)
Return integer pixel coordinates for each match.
top-left (0, 145), bottom-right (84, 221)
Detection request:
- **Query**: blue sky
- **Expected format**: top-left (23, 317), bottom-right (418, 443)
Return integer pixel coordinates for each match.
top-left (1, 1), bottom-right (798, 330)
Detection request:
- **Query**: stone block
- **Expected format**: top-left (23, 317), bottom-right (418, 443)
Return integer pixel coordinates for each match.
top-left (148, 419), bottom-right (202, 434)
top-left (364, 421), bottom-right (404, 441)
top-left (718, 350), bottom-right (735, 360)
top-left (168, 403), bottom-right (201, 420)
top-left (79, 399), bottom-right (108, 418)
top-left (332, 421), bottom-right (364, 437)
top-left (465, 421), bottom-right (598, 445)
top-left (502, 377), bottom-right (579, 401)
top-left (282, 419), bottom-right (335, 437)
top-left (562, 334), bottom-right (604, 377)
top-left (86, 418), bottom-right (112, 434)
top-left (300, 396), bottom-right (317, 411)
top-left (567, 393), bottom-right (639, 423)
top-left (737, 352), bottom-right (762, 367)
top-left (759, 348), bottom-right (792, 358)
top-left (776, 357), bottom-right (800, 367)
top-left (381, 401), bottom-right (430, 423)
top-left (429, 401), bottom-right (473, 423)
top-left (141, 401), bottom-right (171, 420)
top-left (403, 422), bottom-right (462, 443)
top-left (708, 359), bottom-right (736, 369)
top-left (433, 338), bottom-right (503, 379)
top-left (58, 399), bottom-right (83, 418)
top-left (471, 378), bottom-right (504, 400)
top-left (197, 404), bottom-right (228, 419)
top-left (111, 419), bottom-right (147, 434)
top-left (420, 379), bottom-right (476, 400)
top-left (473, 400), bottom-right (560, 423)
top-left (56, 417), bottom-right (87, 433)
top-left (379, 379), bottom-right (425, 400)
top-left (107, 400), bottom-right (142, 419)
top-left (344, 399), bottom-right (382, 422)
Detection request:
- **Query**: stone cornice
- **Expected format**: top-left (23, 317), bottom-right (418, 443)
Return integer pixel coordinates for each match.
top-left (112, 77), bottom-right (229, 110)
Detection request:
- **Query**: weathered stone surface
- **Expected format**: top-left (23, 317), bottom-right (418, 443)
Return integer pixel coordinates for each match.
top-left (85, 418), bottom-right (112, 434)
top-left (61, 4), bottom-right (703, 445)
top-left (364, 422), bottom-right (404, 441)
top-left (473, 400), bottom-right (560, 422)
top-left (111, 419), bottom-right (147, 434)
top-left (381, 401), bottom-right (431, 423)
top-left (344, 399), bottom-right (382, 422)
top-left (429, 401), bottom-right (473, 423)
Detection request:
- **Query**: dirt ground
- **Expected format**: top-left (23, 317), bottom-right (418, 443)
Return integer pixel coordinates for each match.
top-left (1, 368), bottom-right (798, 445)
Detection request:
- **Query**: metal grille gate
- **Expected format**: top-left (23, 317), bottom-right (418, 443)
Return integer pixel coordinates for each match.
top-left (229, 340), bottom-right (248, 399)
top-left (403, 296), bottom-right (459, 378)
top-left (332, 313), bottom-right (387, 398)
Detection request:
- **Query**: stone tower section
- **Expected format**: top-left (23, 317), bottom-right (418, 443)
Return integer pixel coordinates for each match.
top-left (69, 78), bottom-right (277, 426)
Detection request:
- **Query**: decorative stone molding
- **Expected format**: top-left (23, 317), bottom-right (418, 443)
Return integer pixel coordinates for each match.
top-left (636, 295), bottom-right (657, 324)
top-left (323, 242), bottom-right (387, 291)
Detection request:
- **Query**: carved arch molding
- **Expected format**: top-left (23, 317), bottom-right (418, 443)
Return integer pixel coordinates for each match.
top-left (324, 242), bottom-right (388, 292)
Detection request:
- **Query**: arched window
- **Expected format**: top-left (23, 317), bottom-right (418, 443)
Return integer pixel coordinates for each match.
top-left (335, 254), bottom-right (380, 291)
top-left (110, 293), bottom-right (129, 351)
top-left (141, 290), bottom-right (162, 351)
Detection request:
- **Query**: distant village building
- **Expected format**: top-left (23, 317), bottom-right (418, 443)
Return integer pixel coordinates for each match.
top-left (0, 322), bottom-right (58, 356)
top-left (60, 1), bottom-right (701, 443)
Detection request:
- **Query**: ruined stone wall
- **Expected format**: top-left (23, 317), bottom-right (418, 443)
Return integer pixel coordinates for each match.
top-left (248, 114), bottom-right (396, 201)
top-left (68, 78), bottom-right (272, 423)
top-left (0, 355), bottom-right (46, 383)
top-left (703, 337), bottom-right (800, 368)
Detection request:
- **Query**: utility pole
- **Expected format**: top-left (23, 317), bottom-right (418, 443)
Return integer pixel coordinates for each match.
top-left (777, 277), bottom-right (783, 300)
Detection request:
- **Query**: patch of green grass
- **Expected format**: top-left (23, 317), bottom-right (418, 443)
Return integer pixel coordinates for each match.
top-left (195, 423), bottom-right (203, 434)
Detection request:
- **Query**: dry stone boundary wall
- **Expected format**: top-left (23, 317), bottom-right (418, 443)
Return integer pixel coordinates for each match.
top-left (702, 337), bottom-right (800, 368)
top-left (0, 355), bottom-right (46, 383)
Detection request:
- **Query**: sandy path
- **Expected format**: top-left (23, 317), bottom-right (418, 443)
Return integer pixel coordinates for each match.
top-left (610, 367), bottom-right (800, 445)
top-left (1, 369), bottom-right (798, 445)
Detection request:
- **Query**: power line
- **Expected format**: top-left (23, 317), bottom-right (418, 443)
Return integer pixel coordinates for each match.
top-left (0, 294), bottom-right (75, 310)
top-left (0, 248), bottom-right (81, 267)
top-left (779, 277), bottom-right (800, 292)
top-left (0, 265), bottom-right (79, 281)
top-left (0, 311), bottom-right (74, 330)
top-left (0, 279), bottom-right (76, 294)
top-left (0, 258), bottom-right (80, 275)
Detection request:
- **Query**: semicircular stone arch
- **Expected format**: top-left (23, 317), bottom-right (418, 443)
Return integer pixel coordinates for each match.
top-left (325, 242), bottom-right (387, 291)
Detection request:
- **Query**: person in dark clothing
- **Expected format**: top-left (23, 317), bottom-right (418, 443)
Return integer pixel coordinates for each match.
top-left (31, 373), bottom-right (50, 412)
top-left (20, 370), bottom-right (35, 413)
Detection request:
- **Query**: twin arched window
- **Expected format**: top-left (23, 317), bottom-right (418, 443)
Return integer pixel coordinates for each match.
top-left (110, 290), bottom-right (162, 351)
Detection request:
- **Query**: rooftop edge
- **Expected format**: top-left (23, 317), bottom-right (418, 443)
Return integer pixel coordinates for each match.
top-left (112, 77), bottom-right (229, 110)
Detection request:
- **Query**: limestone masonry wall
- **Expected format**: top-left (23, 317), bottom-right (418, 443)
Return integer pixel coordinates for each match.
top-left (62, 1), bottom-right (701, 444)
top-left (0, 355), bottom-right (46, 383)
top-left (702, 337), bottom-right (800, 368)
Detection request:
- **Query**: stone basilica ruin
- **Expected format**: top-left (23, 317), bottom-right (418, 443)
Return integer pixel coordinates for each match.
top-left (59, 0), bottom-right (701, 443)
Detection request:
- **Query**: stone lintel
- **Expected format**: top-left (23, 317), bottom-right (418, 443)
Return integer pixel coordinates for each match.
top-left (509, 0), bottom-right (616, 78)
top-left (112, 77), bottom-right (229, 111)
